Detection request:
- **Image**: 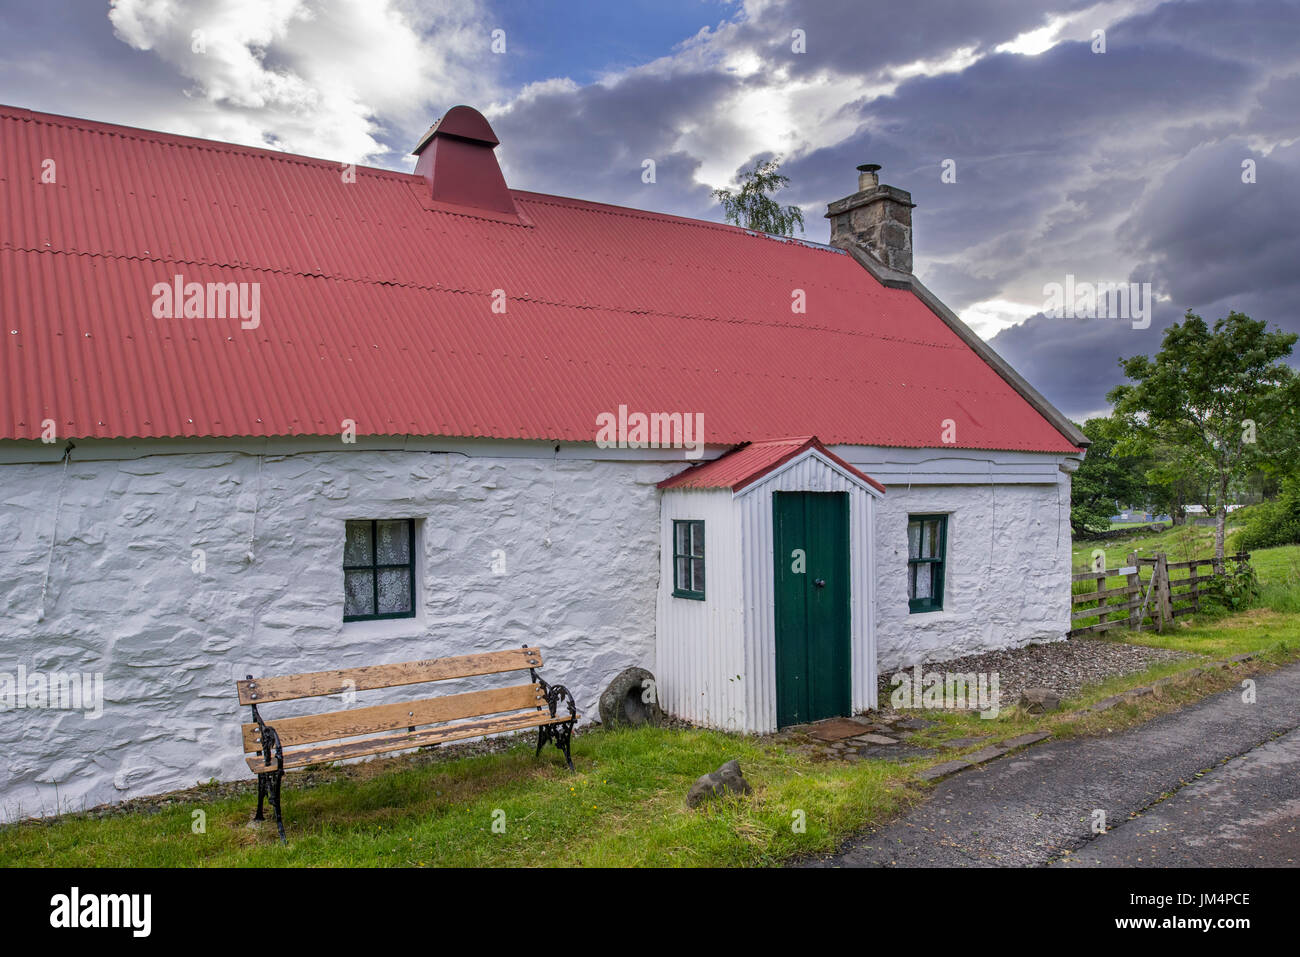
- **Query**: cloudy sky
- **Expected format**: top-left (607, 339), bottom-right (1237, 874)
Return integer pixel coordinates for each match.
top-left (1, 0), bottom-right (1296, 421)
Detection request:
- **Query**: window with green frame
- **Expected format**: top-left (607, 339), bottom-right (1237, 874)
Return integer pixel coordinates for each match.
top-left (343, 519), bottom-right (417, 621)
top-left (907, 514), bottom-right (947, 613)
top-left (672, 520), bottom-right (706, 600)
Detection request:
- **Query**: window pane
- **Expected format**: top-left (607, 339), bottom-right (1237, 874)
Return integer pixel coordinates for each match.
top-left (675, 556), bottom-right (689, 590)
top-left (377, 567), bottom-right (413, 615)
top-left (691, 557), bottom-right (706, 594)
top-left (926, 520), bottom-right (940, 559)
top-left (344, 569), bottom-right (375, 617)
top-left (908, 563), bottom-right (917, 600)
top-left (691, 522), bottom-right (705, 557)
top-left (376, 520), bottom-right (410, 564)
top-left (915, 563), bottom-right (933, 600)
top-left (344, 521), bottom-right (372, 566)
top-left (675, 522), bottom-right (690, 556)
top-left (907, 521), bottom-right (921, 560)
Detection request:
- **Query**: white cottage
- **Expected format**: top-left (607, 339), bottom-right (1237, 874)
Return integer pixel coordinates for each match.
top-left (0, 104), bottom-right (1086, 817)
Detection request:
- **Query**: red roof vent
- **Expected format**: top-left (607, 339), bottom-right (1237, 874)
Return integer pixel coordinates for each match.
top-left (412, 105), bottom-right (520, 218)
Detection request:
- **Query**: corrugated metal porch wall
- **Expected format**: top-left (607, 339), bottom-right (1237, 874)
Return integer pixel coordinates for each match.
top-left (737, 456), bottom-right (878, 734)
top-left (656, 453), bottom-right (878, 734)
top-left (655, 489), bottom-right (747, 729)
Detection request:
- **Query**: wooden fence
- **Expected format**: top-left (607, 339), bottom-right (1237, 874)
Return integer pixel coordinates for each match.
top-left (1068, 551), bottom-right (1251, 637)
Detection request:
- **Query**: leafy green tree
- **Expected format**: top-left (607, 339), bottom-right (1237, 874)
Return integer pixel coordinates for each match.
top-left (1070, 415), bottom-right (1150, 535)
top-left (1142, 441), bottom-right (1214, 525)
top-left (1108, 310), bottom-right (1300, 566)
top-left (713, 159), bottom-right (805, 236)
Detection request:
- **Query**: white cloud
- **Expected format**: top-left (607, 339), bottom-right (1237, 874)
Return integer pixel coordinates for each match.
top-left (107, 0), bottom-right (499, 163)
top-left (959, 298), bottom-right (1046, 339)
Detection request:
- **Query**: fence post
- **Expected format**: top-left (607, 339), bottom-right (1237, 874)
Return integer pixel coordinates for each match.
top-left (1126, 551), bottom-right (1140, 631)
top-left (1154, 553), bottom-right (1172, 630)
top-left (1095, 571), bottom-right (1108, 631)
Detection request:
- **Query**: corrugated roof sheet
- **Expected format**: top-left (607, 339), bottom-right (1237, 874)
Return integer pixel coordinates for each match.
top-left (658, 436), bottom-right (886, 492)
top-left (0, 105), bottom-right (1082, 453)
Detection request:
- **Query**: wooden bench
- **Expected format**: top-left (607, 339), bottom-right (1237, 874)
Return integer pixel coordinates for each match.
top-left (235, 646), bottom-right (577, 841)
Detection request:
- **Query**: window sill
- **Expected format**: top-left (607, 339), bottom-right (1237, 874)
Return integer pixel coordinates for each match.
top-left (907, 606), bottom-right (955, 619)
top-left (342, 615), bottom-right (427, 641)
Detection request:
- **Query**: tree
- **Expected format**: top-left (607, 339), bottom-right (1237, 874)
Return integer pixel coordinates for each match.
top-left (713, 159), bottom-right (805, 236)
top-left (1141, 438), bottom-right (1215, 525)
top-left (1108, 310), bottom-right (1300, 567)
top-left (1070, 415), bottom-right (1149, 535)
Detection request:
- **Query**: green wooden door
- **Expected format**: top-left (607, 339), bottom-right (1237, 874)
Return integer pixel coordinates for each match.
top-left (773, 491), bottom-right (851, 727)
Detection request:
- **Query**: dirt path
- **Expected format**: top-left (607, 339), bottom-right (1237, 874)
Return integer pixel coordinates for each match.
top-left (807, 660), bottom-right (1300, 867)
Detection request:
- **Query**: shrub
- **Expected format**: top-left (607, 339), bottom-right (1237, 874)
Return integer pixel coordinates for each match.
top-left (1232, 478), bottom-right (1300, 551)
top-left (1198, 562), bottom-right (1261, 613)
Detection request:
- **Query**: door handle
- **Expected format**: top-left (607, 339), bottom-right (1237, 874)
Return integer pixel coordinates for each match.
top-left (813, 578), bottom-right (826, 588)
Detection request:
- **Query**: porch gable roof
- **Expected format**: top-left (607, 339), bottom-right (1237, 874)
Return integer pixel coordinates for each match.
top-left (657, 436), bottom-right (886, 495)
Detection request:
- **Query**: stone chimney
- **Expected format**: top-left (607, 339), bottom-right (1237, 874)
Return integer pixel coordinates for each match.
top-left (826, 164), bottom-right (915, 274)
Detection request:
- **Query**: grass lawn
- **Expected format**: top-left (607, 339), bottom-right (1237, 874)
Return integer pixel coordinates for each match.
top-left (0, 726), bottom-right (917, 867)
top-left (3, 531), bottom-right (1298, 868)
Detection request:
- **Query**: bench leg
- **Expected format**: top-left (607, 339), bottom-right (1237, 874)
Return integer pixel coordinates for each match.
top-left (254, 773), bottom-right (267, 821)
top-left (268, 769), bottom-right (286, 844)
top-left (537, 720), bottom-right (575, 771)
top-left (558, 720), bottom-right (574, 771)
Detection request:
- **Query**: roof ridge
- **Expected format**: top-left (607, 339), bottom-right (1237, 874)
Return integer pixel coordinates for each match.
top-left (512, 189), bottom-right (841, 250)
top-left (0, 104), bottom-right (417, 180)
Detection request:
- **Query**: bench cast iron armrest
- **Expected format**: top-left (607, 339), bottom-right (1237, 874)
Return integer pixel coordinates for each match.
top-left (247, 673), bottom-right (287, 843)
top-left (528, 649), bottom-right (577, 770)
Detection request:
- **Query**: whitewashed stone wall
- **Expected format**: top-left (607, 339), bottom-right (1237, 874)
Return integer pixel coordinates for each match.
top-left (873, 475), bottom-right (1073, 671)
top-left (0, 447), bottom-right (675, 820)
top-left (0, 441), bottom-right (1073, 819)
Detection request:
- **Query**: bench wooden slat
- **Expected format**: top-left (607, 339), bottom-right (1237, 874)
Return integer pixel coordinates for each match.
top-left (237, 648), bottom-right (543, 706)
top-left (242, 683), bottom-right (544, 751)
top-left (246, 710), bottom-right (573, 772)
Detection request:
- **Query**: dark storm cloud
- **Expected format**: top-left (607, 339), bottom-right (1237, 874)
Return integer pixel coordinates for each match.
top-left (988, 305), bottom-right (1176, 421)
top-left (491, 68), bottom-right (743, 214)
top-left (1122, 138), bottom-right (1300, 308)
top-left (1112, 0), bottom-right (1300, 62)
top-left (735, 0), bottom-right (1094, 78)
top-left (786, 35), bottom-right (1250, 256)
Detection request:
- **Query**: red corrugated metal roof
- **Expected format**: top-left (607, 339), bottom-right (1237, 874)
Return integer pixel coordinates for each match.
top-left (658, 436), bottom-right (886, 492)
top-left (0, 105), bottom-right (1082, 453)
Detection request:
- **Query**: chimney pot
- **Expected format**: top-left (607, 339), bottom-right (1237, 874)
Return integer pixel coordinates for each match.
top-left (856, 163), bottom-right (881, 190)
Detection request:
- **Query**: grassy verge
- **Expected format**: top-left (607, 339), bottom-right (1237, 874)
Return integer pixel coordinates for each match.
top-left (897, 611), bottom-right (1298, 755)
top-left (0, 726), bottom-right (920, 868)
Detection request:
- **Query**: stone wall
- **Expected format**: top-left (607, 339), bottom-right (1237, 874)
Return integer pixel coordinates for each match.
top-left (872, 477), bottom-right (1073, 672)
top-left (0, 447), bottom-right (673, 819)
top-left (0, 442), bottom-right (1072, 819)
